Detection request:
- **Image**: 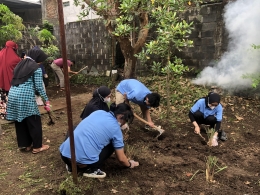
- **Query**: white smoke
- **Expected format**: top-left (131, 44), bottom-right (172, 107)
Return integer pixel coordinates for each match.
top-left (192, 0), bottom-right (260, 90)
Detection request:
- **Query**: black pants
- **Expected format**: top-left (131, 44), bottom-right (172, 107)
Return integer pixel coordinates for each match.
top-left (61, 142), bottom-right (114, 172)
top-left (15, 115), bottom-right (42, 149)
top-left (193, 111), bottom-right (217, 129)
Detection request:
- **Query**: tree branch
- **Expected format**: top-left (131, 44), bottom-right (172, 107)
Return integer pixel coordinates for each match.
top-left (133, 12), bottom-right (149, 54)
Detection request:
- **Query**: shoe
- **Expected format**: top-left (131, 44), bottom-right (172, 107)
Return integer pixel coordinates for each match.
top-left (83, 169), bottom-right (106, 178)
top-left (218, 130), bottom-right (228, 141)
top-left (66, 164), bottom-right (72, 174)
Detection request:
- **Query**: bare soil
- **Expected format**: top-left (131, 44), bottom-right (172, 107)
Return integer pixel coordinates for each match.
top-left (0, 81), bottom-right (260, 195)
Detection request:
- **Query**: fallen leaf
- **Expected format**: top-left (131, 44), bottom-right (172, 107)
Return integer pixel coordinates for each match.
top-left (171, 106), bottom-right (177, 110)
top-left (41, 166), bottom-right (46, 169)
top-left (186, 172), bottom-right (193, 177)
top-left (111, 189), bottom-right (119, 193)
top-left (235, 115), bottom-right (243, 120)
top-left (231, 107), bottom-right (234, 112)
top-left (46, 139), bottom-right (50, 143)
top-left (244, 181), bottom-right (251, 185)
top-left (230, 132), bottom-right (235, 135)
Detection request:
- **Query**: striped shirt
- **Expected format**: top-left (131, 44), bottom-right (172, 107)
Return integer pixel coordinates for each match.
top-left (6, 68), bottom-right (48, 122)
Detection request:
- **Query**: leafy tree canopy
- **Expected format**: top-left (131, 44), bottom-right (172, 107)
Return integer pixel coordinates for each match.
top-left (0, 4), bottom-right (24, 46)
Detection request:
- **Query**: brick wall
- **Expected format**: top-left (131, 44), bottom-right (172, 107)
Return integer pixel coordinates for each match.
top-left (42, 1), bottom-right (228, 72)
top-left (180, 1), bottom-right (227, 69)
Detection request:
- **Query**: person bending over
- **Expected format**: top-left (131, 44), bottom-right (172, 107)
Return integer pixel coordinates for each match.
top-left (189, 92), bottom-right (227, 146)
top-left (50, 58), bottom-right (77, 90)
top-left (116, 79), bottom-right (160, 129)
top-left (59, 103), bottom-right (139, 178)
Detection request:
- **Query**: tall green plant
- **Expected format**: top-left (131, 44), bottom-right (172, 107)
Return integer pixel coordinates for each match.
top-left (23, 21), bottom-right (59, 61)
top-left (0, 4), bottom-right (25, 46)
top-left (136, 2), bottom-right (193, 118)
top-left (74, 0), bottom-right (204, 78)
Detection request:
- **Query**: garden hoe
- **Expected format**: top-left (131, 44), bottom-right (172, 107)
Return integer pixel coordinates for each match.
top-left (133, 113), bottom-right (165, 139)
top-left (70, 65), bottom-right (88, 78)
top-left (47, 111), bottom-right (55, 126)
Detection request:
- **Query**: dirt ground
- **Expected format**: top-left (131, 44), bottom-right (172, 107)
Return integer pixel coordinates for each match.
top-left (0, 79), bottom-right (260, 195)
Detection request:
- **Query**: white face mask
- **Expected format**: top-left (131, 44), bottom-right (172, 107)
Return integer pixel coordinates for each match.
top-left (104, 97), bottom-right (111, 103)
top-left (208, 103), bottom-right (215, 110)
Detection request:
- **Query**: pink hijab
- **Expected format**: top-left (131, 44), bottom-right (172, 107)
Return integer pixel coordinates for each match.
top-left (0, 41), bottom-right (21, 91)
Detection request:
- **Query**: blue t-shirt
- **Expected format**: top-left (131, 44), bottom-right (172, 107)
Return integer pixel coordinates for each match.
top-left (116, 79), bottom-right (151, 106)
top-left (190, 98), bottom-right (223, 121)
top-left (59, 110), bottom-right (124, 164)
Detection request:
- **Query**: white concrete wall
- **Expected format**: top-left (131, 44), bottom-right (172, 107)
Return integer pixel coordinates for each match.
top-left (62, 0), bottom-right (100, 24)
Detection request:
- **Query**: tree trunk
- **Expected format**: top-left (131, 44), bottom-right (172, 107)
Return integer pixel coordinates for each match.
top-left (118, 37), bottom-right (137, 78)
top-left (124, 55), bottom-right (137, 79)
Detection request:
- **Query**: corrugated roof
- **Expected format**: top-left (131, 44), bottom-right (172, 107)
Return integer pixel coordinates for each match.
top-left (1, 0), bottom-right (41, 10)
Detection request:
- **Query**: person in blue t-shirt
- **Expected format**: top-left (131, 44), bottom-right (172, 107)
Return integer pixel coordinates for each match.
top-left (59, 103), bottom-right (139, 179)
top-left (116, 79), bottom-right (160, 129)
top-left (189, 92), bottom-right (227, 146)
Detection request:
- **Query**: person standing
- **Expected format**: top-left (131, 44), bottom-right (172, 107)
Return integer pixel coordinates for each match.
top-left (80, 86), bottom-right (111, 120)
top-left (116, 79), bottom-right (161, 129)
top-left (0, 41), bottom-right (21, 119)
top-left (50, 58), bottom-right (78, 90)
top-left (60, 103), bottom-right (139, 178)
top-left (189, 92), bottom-right (227, 146)
top-left (6, 48), bottom-right (51, 154)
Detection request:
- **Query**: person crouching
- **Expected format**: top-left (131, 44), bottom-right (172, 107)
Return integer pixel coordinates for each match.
top-left (59, 103), bottom-right (139, 178)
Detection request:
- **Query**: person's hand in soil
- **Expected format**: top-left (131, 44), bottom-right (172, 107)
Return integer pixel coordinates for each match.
top-left (193, 121), bottom-right (200, 134)
top-left (115, 148), bottom-right (139, 168)
top-left (147, 121), bottom-right (155, 128)
top-left (128, 160), bottom-right (139, 168)
top-left (211, 134), bottom-right (218, 146)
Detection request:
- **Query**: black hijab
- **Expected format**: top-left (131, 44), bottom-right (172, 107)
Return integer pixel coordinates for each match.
top-left (80, 86), bottom-right (111, 120)
top-left (11, 48), bottom-right (48, 86)
top-left (205, 92), bottom-right (220, 107)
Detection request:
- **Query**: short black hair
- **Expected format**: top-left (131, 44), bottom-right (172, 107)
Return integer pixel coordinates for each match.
top-left (110, 102), bottom-right (134, 124)
top-left (146, 93), bottom-right (161, 107)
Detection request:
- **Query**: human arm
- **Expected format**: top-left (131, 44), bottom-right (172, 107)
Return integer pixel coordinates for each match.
top-left (68, 66), bottom-right (78, 74)
top-left (33, 69), bottom-right (48, 102)
top-left (140, 105), bottom-right (154, 128)
top-left (115, 148), bottom-right (139, 168)
top-left (215, 105), bottom-right (223, 132)
top-left (189, 111), bottom-right (200, 134)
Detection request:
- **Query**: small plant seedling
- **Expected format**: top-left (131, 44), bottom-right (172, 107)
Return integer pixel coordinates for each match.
top-left (205, 127), bottom-right (215, 146)
top-left (205, 155), bottom-right (227, 182)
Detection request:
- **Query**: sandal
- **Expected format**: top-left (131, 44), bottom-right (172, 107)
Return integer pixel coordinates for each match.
top-left (20, 145), bottom-right (33, 152)
top-left (32, 145), bottom-right (50, 154)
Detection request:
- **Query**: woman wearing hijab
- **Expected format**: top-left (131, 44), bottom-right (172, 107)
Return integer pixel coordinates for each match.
top-left (0, 41), bottom-right (21, 119)
top-left (60, 103), bottom-right (139, 178)
top-left (80, 86), bottom-right (111, 120)
top-left (189, 92), bottom-right (226, 146)
top-left (6, 48), bottom-right (51, 154)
